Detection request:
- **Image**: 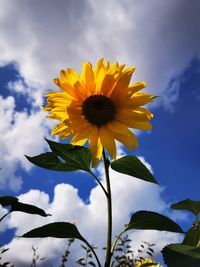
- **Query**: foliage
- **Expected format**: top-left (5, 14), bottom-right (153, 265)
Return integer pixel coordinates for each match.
top-left (30, 246), bottom-right (45, 267)
top-left (0, 247), bottom-right (14, 267)
top-left (76, 244), bottom-right (98, 267)
top-left (0, 196), bottom-right (50, 222)
top-left (59, 238), bottom-right (74, 267)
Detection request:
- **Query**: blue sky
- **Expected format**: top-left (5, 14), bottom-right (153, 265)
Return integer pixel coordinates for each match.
top-left (0, 1), bottom-right (200, 266)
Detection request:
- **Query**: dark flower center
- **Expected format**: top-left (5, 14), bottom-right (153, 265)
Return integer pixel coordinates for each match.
top-left (82, 95), bottom-right (116, 127)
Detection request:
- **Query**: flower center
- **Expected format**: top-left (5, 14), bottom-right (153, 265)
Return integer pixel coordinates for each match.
top-left (82, 95), bottom-right (116, 127)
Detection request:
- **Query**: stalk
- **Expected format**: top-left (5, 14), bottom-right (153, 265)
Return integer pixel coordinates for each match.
top-left (0, 211), bottom-right (11, 222)
top-left (84, 239), bottom-right (101, 267)
top-left (103, 149), bottom-right (112, 267)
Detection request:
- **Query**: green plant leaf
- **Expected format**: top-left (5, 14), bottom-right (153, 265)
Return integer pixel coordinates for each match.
top-left (124, 210), bottom-right (184, 233)
top-left (11, 202), bottom-right (50, 217)
top-left (26, 139), bottom-right (92, 172)
top-left (26, 152), bottom-right (79, 172)
top-left (0, 196), bottom-right (49, 217)
top-left (171, 199), bottom-right (200, 216)
top-left (45, 139), bottom-right (92, 172)
top-left (0, 196), bottom-right (18, 206)
top-left (21, 222), bottom-right (85, 241)
top-left (162, 244), bottom-right (200, 267)
top-left (111, 156), bottom-right (158, 184)
top-left (183, 226), bottom-right (200, 247)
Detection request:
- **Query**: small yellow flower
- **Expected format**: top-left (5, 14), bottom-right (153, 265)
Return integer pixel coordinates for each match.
top-left (44, 59), bottom-right (154, 166)
top-left (137, 257), bottom-right (162, 267)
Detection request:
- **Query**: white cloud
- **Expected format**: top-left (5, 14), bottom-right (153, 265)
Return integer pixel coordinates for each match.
top-left (0, 95), bottom-right (52, 191)
top-left (0, 0), bottom-right (199, 108)
top-left (1, 159), bottom-right (185, 266)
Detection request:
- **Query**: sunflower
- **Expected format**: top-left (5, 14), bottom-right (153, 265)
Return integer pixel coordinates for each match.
top-left (137, 257), bottom-right (162, 267)
top-left (44, 59), bottom-right (155, 166)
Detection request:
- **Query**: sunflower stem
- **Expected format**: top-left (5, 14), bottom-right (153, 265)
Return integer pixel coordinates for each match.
top-left (103, 149), bottom-right (112, 267)
top-left (0, 211), bottom-right (11, 222)
top-left (111, 229), bottom-right (125, 256)
top-left (83, 239), bottom-right (102, 267)
top-left (89, 170), bottom-right (108, 197)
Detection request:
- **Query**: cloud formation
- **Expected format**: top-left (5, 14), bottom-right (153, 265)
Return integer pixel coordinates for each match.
top-left (0, 0), bottom-right (199, 108)
top-left (0, 95), bottom-right (51, 190)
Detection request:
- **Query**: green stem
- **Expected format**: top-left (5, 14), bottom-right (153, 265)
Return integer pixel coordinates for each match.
top-left (195, 215), bottom-right (200, 246)
top-left (103, 149), bottom-right (112, 267)
top-left (0, 211), bottom-right (11, 222)
top-left (110, 229), bottom-right (125, 256)
top-left (89, 170), bottom-right (108, 197)
top-left (83, 239), bottom-right (101, 267)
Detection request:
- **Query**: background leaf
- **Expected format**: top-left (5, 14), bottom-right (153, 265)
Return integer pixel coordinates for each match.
top-left (10, 202), bottom-right (50, 217)
top-left (0, 196), bottom-right (18, 206)
top-left (171, 199), bottom-right (200, 216)
top-left (124, 210), bottom-right (184, 233)
top-left (111, 156), bottom-right (158, 184)
top-left (22, 222), bottom-right (85, 241)
top-left (26, 139), bottom-right (92, 172)
top-left (0, 196), bottom-right (49, 217)
top-left (162, 244), bottom-right (200, 267)
top-left (183, 226), bottom-right (200, 247)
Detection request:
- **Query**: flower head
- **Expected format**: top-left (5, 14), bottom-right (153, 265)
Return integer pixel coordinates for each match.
top-left (137, 258), bottom-right (162, 267)
top-left (44, 59), bottom-right (155, 166)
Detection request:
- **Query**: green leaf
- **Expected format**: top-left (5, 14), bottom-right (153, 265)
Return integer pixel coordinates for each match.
top-left (26, 139), bottom-right (92, 172)
top-left (171, 199), bottom-right (200, 216)
top-left (183, 226), bottom-right (200, 247)
top-left (162, 244), bottom-right (200, 267)
top-left (0, 196), bottom-right (18, 206)
top-left (124, 210), bottom-right (184, 233)
top-left (0, 196), bottom-right (49, 217)
top-left (111, 156), bottom-right (158, 184)
top-left (22, 222), bottom-right (85, 241)
top-left (26, 152), bottom-right (77, 172)
top-left (10, 202), bottom-right (50, 217)
top-left (45, 139), bottom-right (92, 172)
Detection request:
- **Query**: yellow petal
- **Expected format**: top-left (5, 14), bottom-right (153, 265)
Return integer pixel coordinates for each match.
top-left (130, 93), bottom-right (154, 106)
top-left (118, 117), bottom-right (152, 130)
top-left (117, 108), bottom-right (153, 129)
top-left (108, 121), bottom-right (138, 149)
top-left (70, 134), bottom-right (88, 146)
top-left (100, 126), bottom-right (116, 159)
top-left (59, 130), bottom-right (73, 139)
top-left (51, 107), bottom-right (69, 120)
top-left (52, 122), bottom-right (69, 135)
top-left (95, 58), bottom-right (105, 77)
top-left (128, 81), bottom-right (147, 94)
top-left (108, 61), bottom-right (119, 74)
top-left (54, 77), bottom-right (79, 100)
top-left (89, 127), bottom-right (103, 167)
top-left (81, 62), bottom-right (95, 94)
top-left (100, 74), bottom-right (116, 95)
top-left (134, 107), bottom-right (154, 119)
top-left (95, 58), bottom-right (106, 93)
top-left (65, 68), bottom-right (80, 84)
top-left (110, 67), bottom-right (135, 101)
top-left (117, 108), bottom-right (149, 122)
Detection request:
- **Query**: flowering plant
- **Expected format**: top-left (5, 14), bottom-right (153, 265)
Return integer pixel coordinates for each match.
top-left (0, 59), bottom-right (199, 267)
